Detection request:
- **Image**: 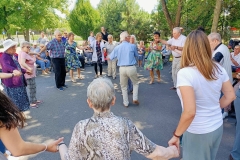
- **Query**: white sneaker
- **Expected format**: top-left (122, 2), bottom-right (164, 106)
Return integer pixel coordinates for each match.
top-left (222, 112), bottom-right (228, 119)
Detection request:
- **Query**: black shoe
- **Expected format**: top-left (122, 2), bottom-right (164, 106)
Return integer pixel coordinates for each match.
top-left (229, 154), bottom-right (234, 160)
top-left (63, 85), bottom-right (68, 88)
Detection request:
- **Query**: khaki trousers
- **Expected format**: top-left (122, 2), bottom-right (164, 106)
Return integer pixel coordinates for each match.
top-left (172, 57), bottom-right (181, 87)
top-left (119, 66), bottom-right (139, 106)
top-left (107, 59), bottom-right (117, 78)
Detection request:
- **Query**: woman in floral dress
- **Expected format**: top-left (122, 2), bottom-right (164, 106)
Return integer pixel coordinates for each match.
top-left (144, 31), bottom-right (163, 84)
top-left (65, 32), bottom-right (83, 82)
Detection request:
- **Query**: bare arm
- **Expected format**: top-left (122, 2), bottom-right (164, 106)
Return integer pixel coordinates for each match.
top-left (29, 51), bottom-right (40, 56)
top-left (0, 71), bottom-right (21, 79)
top-left (39, 46), bottom-right (47, 54)
top-left (0, 127), bottom-right (63, 156)
top-left (168, 86), bottom-right (196, 151)
top-left (19, 57), bottom-right (32, 73)
top-left (146, 145), bottom-right (179, 159)
top-left (159, 39), bottom-right (168, 45)
top-left (231, 57), bottom-right (240, 66)
top-left (220, 80), bottom-right (236, 108)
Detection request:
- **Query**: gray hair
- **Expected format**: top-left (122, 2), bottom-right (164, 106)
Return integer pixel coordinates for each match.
top-left (173, 27), bottom-right (182, 33)
top-left (108, 34), bottom-right (113, 39)
top-left (208, 32), bottom-right (222, 42)
top-left (130, 35), bottom-right (137, 44)
top-left (54, 30), bottom-right (61, 36)
top-left (20, 41), bottom-right (31, 48)
top-left (120, 31), bottom-right (129, 42)
top-left (87, 78), bottom-right (115, 112)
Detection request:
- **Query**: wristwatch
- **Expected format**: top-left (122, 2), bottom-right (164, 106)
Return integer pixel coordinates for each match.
top-left (57, 142), bottom-right (65, 151)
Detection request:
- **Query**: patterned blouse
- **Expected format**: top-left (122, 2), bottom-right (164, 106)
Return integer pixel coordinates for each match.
top-left (65, 111), bottom-right (156, 160)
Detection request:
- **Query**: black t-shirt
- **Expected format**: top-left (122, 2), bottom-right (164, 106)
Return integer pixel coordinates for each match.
top-left (101, 32), bottom-right (109, 42)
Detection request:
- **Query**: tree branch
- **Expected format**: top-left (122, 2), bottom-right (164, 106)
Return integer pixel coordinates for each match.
top-left (160, 0), bottom-right (174, 30)
top-left (175, 0), bottom-right (183, 27)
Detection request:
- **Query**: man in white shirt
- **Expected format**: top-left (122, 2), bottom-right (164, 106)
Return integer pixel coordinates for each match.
top-left (208, 33), bottom-right (233, 83)
top-left (160, 27), bottom-right (186, 90)
top-left (230, 45), bottom-right (240, 72)
top-left (208, 32), bottom-right (233, 119)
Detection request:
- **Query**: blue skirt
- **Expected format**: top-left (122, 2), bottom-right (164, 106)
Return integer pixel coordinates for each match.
top-left (4, 86), bottom-right (30, 112)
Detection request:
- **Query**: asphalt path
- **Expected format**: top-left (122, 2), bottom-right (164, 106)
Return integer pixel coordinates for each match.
top-left (17, 63), bottom-right (236, 160)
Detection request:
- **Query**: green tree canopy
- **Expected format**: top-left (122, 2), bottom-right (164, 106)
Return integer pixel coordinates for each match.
top-left (69, 0), bottom-right (100, 40)
top-left (0, 0), bottom-right (68, 41)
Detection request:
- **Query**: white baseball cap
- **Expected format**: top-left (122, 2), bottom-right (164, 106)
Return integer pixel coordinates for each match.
top-left (3, 39), bottom-right (18, 52)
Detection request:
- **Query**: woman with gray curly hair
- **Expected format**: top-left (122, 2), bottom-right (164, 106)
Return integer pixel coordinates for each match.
top-left (58, 78), bottom-right (179, 160)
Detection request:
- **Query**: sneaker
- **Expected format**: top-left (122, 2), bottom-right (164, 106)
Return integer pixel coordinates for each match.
top-left (58, 87), bottom-right (64, 91)
top-left (63, 85), bottom-right (68, 88)
top-left (222, 112), bottom-right (228, 119)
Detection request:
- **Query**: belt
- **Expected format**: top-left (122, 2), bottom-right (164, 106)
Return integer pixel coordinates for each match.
top-left (175, 56), bottom-right (181, 58)
top-left (120, 65), bottom-right (134, 67)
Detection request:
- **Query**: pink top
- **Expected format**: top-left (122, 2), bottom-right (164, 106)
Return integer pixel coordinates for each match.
top-left (18, 51), bottom-right (36, 79)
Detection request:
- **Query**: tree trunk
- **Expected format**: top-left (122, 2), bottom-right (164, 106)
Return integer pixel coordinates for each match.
top-left (175, 0), bottom-right (183, 27)
top-left (24, 29), bottom-right (30, 42)
top-left (160, 0), bottom-right (174, 30)
top-left (211, 0), bottom-right (222, 32)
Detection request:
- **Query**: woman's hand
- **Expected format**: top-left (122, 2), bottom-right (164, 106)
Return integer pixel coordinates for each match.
top-left (13, 70), bottom-right (22, 76)
top-left (26, 68), bottom-right (33, 75)
top-left (168, 136), bottom-right (180, 153)
top-left (46, 137), bottom-right (64, 152)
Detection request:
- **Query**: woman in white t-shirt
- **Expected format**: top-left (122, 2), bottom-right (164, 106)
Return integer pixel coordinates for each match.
top-left (168, 30), bottom-right (236, 160)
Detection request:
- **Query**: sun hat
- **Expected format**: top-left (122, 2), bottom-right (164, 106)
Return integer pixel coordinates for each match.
top-left (2, 39), bottom-right (18, 52)
top-left (33, 42), bottom-right (37, 45)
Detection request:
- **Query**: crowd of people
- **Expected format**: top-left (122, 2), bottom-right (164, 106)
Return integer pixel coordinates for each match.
top-left (0, 26), bottom-right (239, 160)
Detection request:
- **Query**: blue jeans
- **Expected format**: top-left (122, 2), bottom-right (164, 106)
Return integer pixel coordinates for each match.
top-left (84, 52), bottom-right (92, 62)
top-left (0, 140), bottom-right (5, 153)
top-left (36, 59), bottom-right (50, 70)
top-left (231, 89), bottom-right (240, 159)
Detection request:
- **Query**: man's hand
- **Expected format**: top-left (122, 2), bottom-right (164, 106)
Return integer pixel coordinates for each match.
top-left (44, 59), bottom-right (48, 62)
top-left (170, 46), bottom-right (177, 50)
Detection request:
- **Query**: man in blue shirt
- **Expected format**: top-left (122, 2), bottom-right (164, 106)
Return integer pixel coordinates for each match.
top-left (108, 31), bottom-right (139, 107)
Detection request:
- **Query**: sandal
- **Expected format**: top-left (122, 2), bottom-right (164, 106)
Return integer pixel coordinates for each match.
top-left (30, 103), bottom-right (38, 108)
top-left (71, 78), bottom-right (76, 83)
top-left (35, 100), bottom-right (43, 105)
top-left (78, 76), bottom-right (84, 80)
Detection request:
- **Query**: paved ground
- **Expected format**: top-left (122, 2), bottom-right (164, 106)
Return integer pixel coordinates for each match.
top-left (14, 63), bottom-right (236, 160)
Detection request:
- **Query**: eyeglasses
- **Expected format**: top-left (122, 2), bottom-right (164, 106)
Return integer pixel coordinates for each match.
top-left (64, 33), bottom-right (67, 34)
top-left (24, 46), bottom-right (31, 49)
